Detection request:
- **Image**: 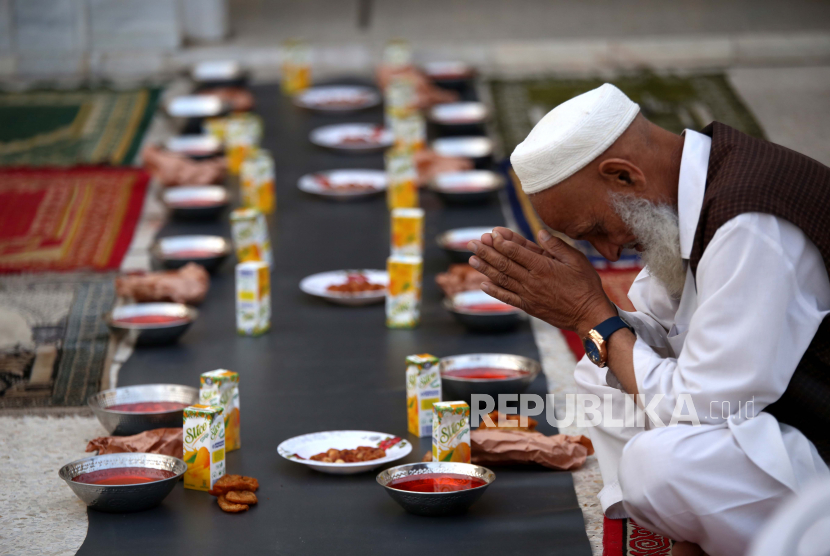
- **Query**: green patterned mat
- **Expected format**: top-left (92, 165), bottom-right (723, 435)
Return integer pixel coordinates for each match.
top-left (0, 87), bottom-right (160, 166)
top-left (489, 73), bottom-right (765, 154)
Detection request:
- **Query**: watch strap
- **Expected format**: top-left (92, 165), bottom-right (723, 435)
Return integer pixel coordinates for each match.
top-left (593, 316), bottom-right (633, 342)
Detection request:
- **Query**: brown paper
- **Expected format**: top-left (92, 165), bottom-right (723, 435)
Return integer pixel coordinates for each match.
top-left (141, 145), bottom-right (227, 187)
top-left (116, 263), bottom-right (210, 305)
top-left (86, 428), bottom-right (183, 457)
top-left (471, 429), bottom-right (594, 471)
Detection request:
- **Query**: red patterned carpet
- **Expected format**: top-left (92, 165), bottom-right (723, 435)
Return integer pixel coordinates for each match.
top-left (603, 517), bottom-right (673, 555)
top-left (0, 167), bottom-right (148, 272)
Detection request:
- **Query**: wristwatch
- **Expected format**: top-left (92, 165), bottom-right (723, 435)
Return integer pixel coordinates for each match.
top-left (583, 316), bottom-right (635, 368)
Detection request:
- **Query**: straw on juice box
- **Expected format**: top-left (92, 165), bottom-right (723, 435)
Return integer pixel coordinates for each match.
top-left (385, 149), bottom-right (418, 210)
top-left (241, 149), bottom-right (276, 214)
top-left (386, 255), bottom-right (423, 329)
top-left (200, 369), bottom-right (241, 452)
top-left (391, 208), bottom-right (424, 257)
top-left (406, 354), bottom-right (441, 437)
top-left (183, 404), bottom-right (226, 491)
top-left (230, 207), bottom-right (273, 265)
top-left (236, 261), bottom-right (271, 336)
top-left (432, 401), bottom-right (471, 463)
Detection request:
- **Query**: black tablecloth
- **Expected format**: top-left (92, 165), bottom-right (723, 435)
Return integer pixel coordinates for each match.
top-left (78, 83), bottom-right (592, 556)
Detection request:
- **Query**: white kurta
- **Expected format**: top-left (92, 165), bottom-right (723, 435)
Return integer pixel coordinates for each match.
top-left (574, 130), bottom-right (830, 556)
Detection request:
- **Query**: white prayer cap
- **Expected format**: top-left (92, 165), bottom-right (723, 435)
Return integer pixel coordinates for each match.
top-left (511, 84), bottom-right (640, 194)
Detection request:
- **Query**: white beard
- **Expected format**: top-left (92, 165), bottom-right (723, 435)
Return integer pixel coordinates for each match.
top-left (610, 192), bottom-right (686, 299)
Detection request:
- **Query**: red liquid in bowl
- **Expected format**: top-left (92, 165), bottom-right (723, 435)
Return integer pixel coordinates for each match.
top-left (107, 401), bottom-right (189, 413)
top-left (443, 367), bottom-right (530, 380)
top-left (446, 241), bottom-right (474, 250)
top-left (388, 473), bottom-right (487, 493)
top-left (165, 249), bottom-right (223, 259)
top-left (73, 467), bottom-right (177, 486)
top-left (112, 315), bottom-right (189, 325)
top-left (169, 199), bottom-right (224, 207)
top-left (460, 302), bottom-right (516, 313)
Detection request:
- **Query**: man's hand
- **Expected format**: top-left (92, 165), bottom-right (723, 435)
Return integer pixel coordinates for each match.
top-left (468, 227), bottom-right (616, 336)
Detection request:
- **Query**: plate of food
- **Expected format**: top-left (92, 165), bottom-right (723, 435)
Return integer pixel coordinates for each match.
top-left (294, 85), bottom-right (381, 112)
top-left (297, 169), bottom-right (387, 201)
top-left (436, 226), bottom-right (495, 263)
top-left (278, 430), bottom-right (412, 475)
top-left (299, 269), bottom-right (388, 306)
top-left (309, 123), bottom-right (393, 153)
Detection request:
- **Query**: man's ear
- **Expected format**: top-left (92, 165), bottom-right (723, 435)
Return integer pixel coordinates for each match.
top-left (598, 158), bottom-right (646, 191)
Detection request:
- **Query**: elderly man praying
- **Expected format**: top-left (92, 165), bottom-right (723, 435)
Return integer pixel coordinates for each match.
top-left (467, 84), bottom-right (830, 556)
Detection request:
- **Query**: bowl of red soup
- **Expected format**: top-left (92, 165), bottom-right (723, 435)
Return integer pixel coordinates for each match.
top-left (377, 462), bottom-right (495, 516)
top-left (162, 185), bottom-right (229, 219)
top-left (59, 452), bottom-right (187, 512)
top-left (151, 235), bottom-right (231, 272)
top-left (444, 290), bottom-right (524, 332)
top-left (106, 303), bottom-right (197, 345)
top-left (429, 170), bottom-right (504, 205)
top-left (436, 226), bottom-right (496, 263)
top-left (439, 353), bottom-right (541, 403)
top-left (88, 383), bottom-right (198, 435)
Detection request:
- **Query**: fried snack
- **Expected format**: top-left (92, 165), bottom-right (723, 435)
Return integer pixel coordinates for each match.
top-left (309, 446), bottom-right (386, 463)
top-left (225, 490), bottom-right (257, 505)
top-left (217, 494), bottom-right (249, 513)
top-left (116, 263), bottom-right (210, 305)
top-left (435, 264), bottom-right (487, 297)
top-left (414, 149), bottom-right (473, 186)
top-left (208, 474), bottom-right (259, 495)
top-left (326, 274), bottom-right (386, 294)
top-left (479, 410), bottom-right (538, 432)
top-left (422, 450), bottom-right (433, 463)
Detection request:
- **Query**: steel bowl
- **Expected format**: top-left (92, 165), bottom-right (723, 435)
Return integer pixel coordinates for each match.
top-left (88, 383), bottom-right (198, 435)
top-left (164, 135), bottom-right (223, 160)
top-left (436, 226), bottom-right (494, 263)
top-left (191, 60), bottom-right (248, 87)
top-left (377, 462), bottom-right (495, 516)
top-left (429, 170), bottom-right (504, 205)
top-left (151, 235), bottom-right (231, 272)
top-left (431, 136), bottom-right (493, 169)
top-left (59, 452), bottom-right (187, 512)
top-left (440, 353), bottom-right (541, 403)
top-left (106, 303), bottom-right (197, 345)
top-left (423, 61), bottom-right (476, 90)
top-left (162, 186), bottom-right (230, 220)
top-left (166, 95), bottom-right (229, 119)
top-left (444, 290), bottom-right (524, 332)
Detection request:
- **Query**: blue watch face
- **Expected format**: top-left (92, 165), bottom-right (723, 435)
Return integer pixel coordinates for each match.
top-left (583, 339), bottom-right (601, 365)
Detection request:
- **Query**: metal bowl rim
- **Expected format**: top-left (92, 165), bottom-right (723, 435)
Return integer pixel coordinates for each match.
top-left (59, 452), bottom-right (188, 486)
top-left (88, 383), bottom-right (199, 414)
top-left (443, 295), bottom-right (523, 316)
top-left (151, 235), bottom-right (232, 260)
top-left (105, 304), bottom-right (198, 330)
top-left (376, 462), bottom-right (496, 494)
top-left (440, 353), bottom-right (541, 382)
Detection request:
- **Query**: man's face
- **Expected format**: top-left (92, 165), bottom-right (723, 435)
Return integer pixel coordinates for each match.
top-left (530, 175), bottom-right (638, 261)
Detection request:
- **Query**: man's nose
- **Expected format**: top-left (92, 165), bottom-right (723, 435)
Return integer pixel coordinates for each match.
top-left (593, 241), bottom-right (621, 262)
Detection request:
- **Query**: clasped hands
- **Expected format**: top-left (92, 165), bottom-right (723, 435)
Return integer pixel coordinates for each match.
top-left (467, 227), bottom-right (616, 337)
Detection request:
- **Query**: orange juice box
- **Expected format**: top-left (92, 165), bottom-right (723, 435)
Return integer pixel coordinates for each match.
top-left (383, 39), bottom-right (412, 69)
top-left (200, 369), bottom-right (241, 452)
top-left (390, 112), bottom-right (426, 153)
top-left (236, 261), bottom-right (271, 336)
top-left (241, 149), bottom-right (276, 214)
top-left (183, 404), bottom-right (225, 491)
top-left (406, 354), bottom-right (441, 437)
top-left (386, 255), bottom-right (423, 328)
top-left (230, 208), bottom-right (273, 266)
top-left (385, 149), bottom-right (418, 210)
top-left (281, 40), bottom-right (311, 95)
top-left (432, 401), bottom-right (471, 463)
top-left (225, 114), bottom-right (263, 174)
top-left (391, 208), bottom-right (424, 256)
top-left (384, 75), bottom-right (417, 122)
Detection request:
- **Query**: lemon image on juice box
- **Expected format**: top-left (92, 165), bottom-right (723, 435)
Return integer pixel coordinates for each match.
top-left (432, 401), bottom-right (471, 463)
top-left (183, 404), bottom-right (226, 491)
top-left (200, 369), bottom-right (241, 452)
top-left (406, 354), bottom-right (441, 438)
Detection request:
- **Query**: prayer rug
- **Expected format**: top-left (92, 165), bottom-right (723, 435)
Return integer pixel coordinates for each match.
top-left (0, 87), bottom-right (160, 166)
top-left (0, 272), bottom-right (115, 409)
top-left (603, 517), bottom-right (672, 556)
top-left (0, 167), bottom-right (149, 273)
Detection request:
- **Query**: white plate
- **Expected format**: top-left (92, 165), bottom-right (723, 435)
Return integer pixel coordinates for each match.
top-left (298, 169), bottom-right (387, 200)
top-left (166, 95), bottom-right (225, 118)
top-left (300, 269), bottom-right (388, 306)
top-left (436, 226), bottom-right (496, 252)
top-left (432, 136), bottom-right (493, 159)
top-left (278, 430), bottom-right (412, 475)
top-left (294, 86), bottom-right (381, 112)
top-left (309, 123), bottom-right (393, 153)
top-left (428, 102), bottom-right (488, 125)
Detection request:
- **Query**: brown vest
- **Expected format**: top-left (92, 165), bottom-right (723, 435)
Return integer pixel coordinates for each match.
top-left (690, 122), bottom-right (830, 460)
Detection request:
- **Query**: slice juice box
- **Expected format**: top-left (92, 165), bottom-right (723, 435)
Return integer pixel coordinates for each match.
top-left (386, 255), bottom-right (423, 329)
top-left (385, 149), bottom-right (418, 210)
top-left (183, 404), bottom-right (226, 491)
top-left (230, 207), bottom-right (273, 265)
top-left (200, 369), bottom-right (241, 452)
top-left (236, 261), bottom-right (271, 336)
top-left (405, 354), bottom-right (441, 438)
top-left (432, 401), bottom-right (471, 463)
top-left (241, 149), bottom-right (276, 215)
top-left (391, 208), bottom-right (424, 256)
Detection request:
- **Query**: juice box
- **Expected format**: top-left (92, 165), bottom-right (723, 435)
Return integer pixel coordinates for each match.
top-left (241, 149), bottom-right (276, 214)
top-left (225, 113), bottom-right (263, 175)
top-left (391, 208), bottom-right (424, 256)
top-left (230, 207), bottom-right (273, 265)
top-left (183, 404), bottom-right (226, 491)
top-left (406, 354), bottom-right (441, 437)
top-left (236, 261), bottom-right (271, 336)
top-left (386, 255), bottom-right (423, 329)
top-left (200, 369), bottom-right (241, 452)
top-left (384, 75), bottom-right (417, 122)
top-left (385, 149), bottom-right (418, 210)
top-left (281, 39), bottom-right (311, 95)
top-left (432, 401), bottom-right (471, 463)
top-left (383, 39), bottom-right (412, 69)
top-left (389, 112), bottom-right (426, 153)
